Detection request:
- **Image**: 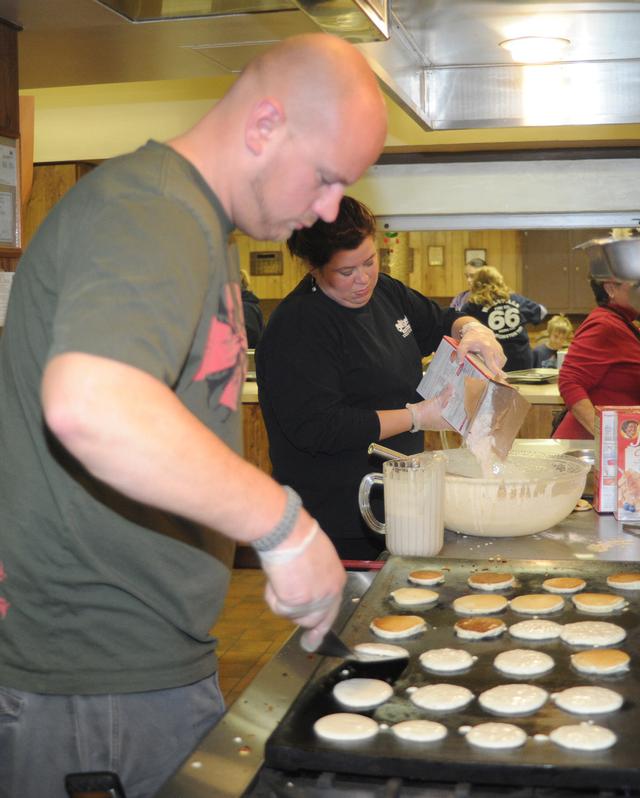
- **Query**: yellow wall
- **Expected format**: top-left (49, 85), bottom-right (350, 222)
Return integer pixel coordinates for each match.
top-left (22, 79), bottom-right (640, 163)
top-left (236, 229), bottom-right (522, 300)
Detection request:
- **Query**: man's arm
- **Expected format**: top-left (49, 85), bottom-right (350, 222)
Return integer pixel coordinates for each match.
top-left (42, 352), bottom-right (346, 647)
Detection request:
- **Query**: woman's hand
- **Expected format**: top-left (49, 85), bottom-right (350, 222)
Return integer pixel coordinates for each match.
top-left (453, 318), bottom-right (506, 376)
top-left (406, 384), bottom-right (454, 431)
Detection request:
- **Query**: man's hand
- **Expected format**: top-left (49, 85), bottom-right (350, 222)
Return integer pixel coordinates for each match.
top-left (259, 513), bottom-right (346, 651)
top-left (455, 320), bottom-right (506, 376)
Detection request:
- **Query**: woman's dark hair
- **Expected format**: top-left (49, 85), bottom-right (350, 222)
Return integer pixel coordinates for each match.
top-left (287, 196), bottom-right (377, 269)
top-left (590, 279), bottom-right (610, 306)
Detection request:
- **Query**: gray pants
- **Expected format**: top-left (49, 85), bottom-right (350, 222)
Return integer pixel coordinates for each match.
top-left (0, 674), bottom-right (225, 798)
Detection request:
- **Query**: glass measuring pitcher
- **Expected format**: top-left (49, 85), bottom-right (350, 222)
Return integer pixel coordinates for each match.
top-left (358, 452), bottom-right (445, 557)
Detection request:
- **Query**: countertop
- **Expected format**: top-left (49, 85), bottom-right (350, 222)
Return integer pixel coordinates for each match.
top-left (242, 380), bottom-right (563, 406)
top-left (157, 439), bottom-right (637, 798)
top-left (241, 380), bottom-right (259, 403)
top-left (513, 381), bottom-right (563, 405)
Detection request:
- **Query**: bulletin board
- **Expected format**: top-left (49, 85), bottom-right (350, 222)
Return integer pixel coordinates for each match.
top-left (0, 135), bottom-right (20, 250)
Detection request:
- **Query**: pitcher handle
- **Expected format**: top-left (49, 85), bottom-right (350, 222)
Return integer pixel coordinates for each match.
top-left (358, 472), bottom-right (385, 536)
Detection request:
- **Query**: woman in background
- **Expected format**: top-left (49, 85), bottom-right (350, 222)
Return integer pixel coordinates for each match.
top-left (450, 257), bottom-right (486, 311)
top-left (256, 197), bottom-right (504, 559)
top-left (532, 314), bottom-right (573, 368)
top-left (240, 269), bottom-right (265, 348)
top-left (461, 266), bottom-right (547, 371)
top-left (553, 278), bottom-right (640, 439)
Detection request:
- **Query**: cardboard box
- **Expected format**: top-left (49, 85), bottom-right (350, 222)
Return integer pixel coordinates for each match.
top-left (594, 406), bottom-right (620, 513)
top-left (614, 407), bottom-right (640, 522)
top-left (417, 336), bottom-right (530, 460)
top-left (593, 405), bottom-right (640, 518)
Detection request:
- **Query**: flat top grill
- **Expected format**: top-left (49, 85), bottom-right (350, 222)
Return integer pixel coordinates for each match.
top-left (265, 557), bottom-right (640, 793)
top-left (248, 766), bottom-right (640, 797)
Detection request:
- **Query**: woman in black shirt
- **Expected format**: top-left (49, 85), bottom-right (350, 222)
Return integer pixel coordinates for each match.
top-left (256, 198), bottom-right (505, 559)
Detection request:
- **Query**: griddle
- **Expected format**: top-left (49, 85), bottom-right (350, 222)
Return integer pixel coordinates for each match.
top-left (265, 557), bottom-right (640, 790)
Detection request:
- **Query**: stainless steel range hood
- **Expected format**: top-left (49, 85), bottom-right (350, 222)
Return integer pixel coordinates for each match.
top-left (97, 0), bottom-right (390, 40)
top-left (5, 0), bottom-right (640, 132)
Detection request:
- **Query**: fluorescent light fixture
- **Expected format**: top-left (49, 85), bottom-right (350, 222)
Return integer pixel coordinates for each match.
top-left (499, 36), bottom-right (570, 64)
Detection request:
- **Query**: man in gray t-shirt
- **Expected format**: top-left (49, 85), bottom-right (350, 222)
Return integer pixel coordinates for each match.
top-left (0, 33), bottom-right (387, 798)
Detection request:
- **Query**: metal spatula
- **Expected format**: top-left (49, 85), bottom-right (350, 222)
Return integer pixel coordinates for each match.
top-left (301, 629), bottom-right (410, 680)
top-left (300, 628), bottom-right (353, 658)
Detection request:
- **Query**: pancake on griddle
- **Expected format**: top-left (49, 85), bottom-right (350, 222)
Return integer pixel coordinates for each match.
top-left (455, 616), bottom-right (506, 640)
top-left (571, 592), bottom-right (627, 614)
top-left (408, 569), bottom-right (445, 586)
top-left (551, 685), bottom-right (623, 714)
top-left (314, 713), bottom-right (379, 741)
top-left (419, 647), bottom-right (477, 673)
top-left (549, 723), bottom-right (617, 751)
top-left (570, 648), bottom-right (630, 675)
top-left (333, 678), bottom-right (393, 709)
top-left (467, 572), bottom-right (515, 591)
top-left (369, 614), bottom-right (426, 639)
top-left (493, 649), bottom-right (554, 677)
top-left (509, 593), bottom-right (564, 614)
top-left (410, 683), bottom-right (474, 712)
top-left (542, 576), bottom-right (586, 594)
top-left (391, 719), bottom-right (447, 742)
top-left (560, 621), bottom-right (626, 647)
top-left (508, 619), bottom-right (563, 640)
top-left (478, 684), bottom-right (548, 715)
top-left (453, 594), bottom-right (508, 615)
top-left (465, 722), bottom-right (527, 749)
top-left (390, 587), bottom-right (438, 606)
top-left (607, 572), bottom-right (640, 590)
top-left (353, 642), bottom-right (409, 660)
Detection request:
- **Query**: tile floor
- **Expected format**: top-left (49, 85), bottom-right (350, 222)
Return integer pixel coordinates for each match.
top-left (212, 568), bottom-right (296, 706)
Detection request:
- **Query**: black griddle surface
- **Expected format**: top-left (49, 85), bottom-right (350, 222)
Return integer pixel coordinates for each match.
top-left (265, 557), bottom-right (640, 790)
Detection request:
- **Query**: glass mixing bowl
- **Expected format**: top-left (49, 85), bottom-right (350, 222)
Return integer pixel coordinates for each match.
top-left (443, 448), bottom-right (590, 537)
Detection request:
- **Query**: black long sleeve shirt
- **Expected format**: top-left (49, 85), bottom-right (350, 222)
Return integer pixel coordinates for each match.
top-left (256, 273), bottom-right (460, 559)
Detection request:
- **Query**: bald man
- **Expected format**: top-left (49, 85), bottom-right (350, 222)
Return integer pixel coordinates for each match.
top-left (0, 34), bottom-right (387, 798)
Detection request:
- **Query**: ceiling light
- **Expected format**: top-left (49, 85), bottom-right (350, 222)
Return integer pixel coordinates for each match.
top-left (499, 36), bottom-right (570, 65)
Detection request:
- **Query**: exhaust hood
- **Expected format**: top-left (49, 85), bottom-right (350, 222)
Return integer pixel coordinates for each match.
top-left (6, 0), bottom-right (640, 132)
top-left (97, 0), bottom-right (389, 39)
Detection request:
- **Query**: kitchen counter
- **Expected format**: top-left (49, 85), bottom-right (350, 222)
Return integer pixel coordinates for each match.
top-left (513, 381), bottom-right (562, 406)
top-left (513, 381), bottom-right (565, 438)
top-left (241, 380), bottom-right (259, 403)
top-left (243, 380), bottom-right (563, 407)
top-left (242, 380), bottom-right (568, 472)
top-left (158, 451), bottom-right (637, 797)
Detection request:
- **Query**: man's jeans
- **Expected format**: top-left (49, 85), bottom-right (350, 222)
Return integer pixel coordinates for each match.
top-left (0, 673), bottom-right (225, 798)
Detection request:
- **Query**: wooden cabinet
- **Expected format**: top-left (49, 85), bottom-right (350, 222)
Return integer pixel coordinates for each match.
top-left (22, 163), bottom-right (95, 248)
top-left (522, 228), bottom-right (609, 314)
top-left (386, 230), bottom-right (523, 301)
top-left (242, 402), bottom-right (272, 474)
top-left (0, 21), bottom-right (19, 139)
top-left (0, 20), bottom-right (20, 272)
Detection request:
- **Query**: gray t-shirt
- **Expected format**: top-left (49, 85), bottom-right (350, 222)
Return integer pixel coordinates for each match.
top-left (0, 141), bottom-right (245, 693)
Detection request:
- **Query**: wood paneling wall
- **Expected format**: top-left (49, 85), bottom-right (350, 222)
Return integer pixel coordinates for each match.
top-left (405, 230), bottom-right (522, 299)
top-left (235, 229), bottom-right (523, 301)
top-left (22, 163), bottom-right (95, 249)
top-left (234, 235), bottom-right (307, 298)
top-left (0, 22), bottom-right (19, 139)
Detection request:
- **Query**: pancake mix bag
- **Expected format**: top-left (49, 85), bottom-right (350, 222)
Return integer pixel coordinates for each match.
top-left (417, 336), bottom-right (530, 463)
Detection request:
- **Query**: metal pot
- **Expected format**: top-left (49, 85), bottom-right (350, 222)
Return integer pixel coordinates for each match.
top-left (564, 447), bottom-right (595, 498)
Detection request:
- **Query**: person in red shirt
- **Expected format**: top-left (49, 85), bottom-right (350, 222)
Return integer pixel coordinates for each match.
top-left (554, 278), bottom-right (640, 439)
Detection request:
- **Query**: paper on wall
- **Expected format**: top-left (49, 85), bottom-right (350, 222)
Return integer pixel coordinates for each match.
top-left (0, 271), bottom-right (14, 326)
